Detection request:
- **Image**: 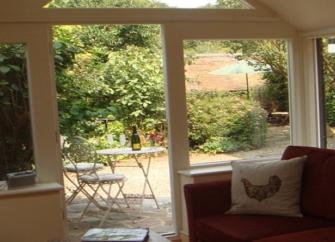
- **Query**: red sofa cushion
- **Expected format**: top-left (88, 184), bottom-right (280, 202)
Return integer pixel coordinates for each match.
top-left (281, 146), bottom-right (335, 220)
top-left (254, 227), bottom-right (335, 242)
top-left (196, 214), bottom-right (334, 242)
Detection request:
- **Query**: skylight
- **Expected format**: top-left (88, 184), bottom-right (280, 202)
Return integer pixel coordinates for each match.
top-left (46, 0), bottom-right (251, 9)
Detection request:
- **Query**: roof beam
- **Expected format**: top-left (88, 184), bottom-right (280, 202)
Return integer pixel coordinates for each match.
top-left (0, 8), bottom-right (281, 24)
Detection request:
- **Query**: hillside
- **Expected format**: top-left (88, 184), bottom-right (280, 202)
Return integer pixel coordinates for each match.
top-left (185, 53), bottom-right (264, 91)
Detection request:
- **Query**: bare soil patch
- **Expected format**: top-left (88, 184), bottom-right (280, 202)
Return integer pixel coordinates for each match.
top-left (185, 54), bottom-right (264, 91)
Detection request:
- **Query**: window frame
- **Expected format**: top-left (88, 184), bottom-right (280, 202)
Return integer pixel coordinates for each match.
top-left (0, 7), bottom-right (306, 237)
top-left (0, 24), bottom-right (62, 183)
top-left (182, 39), bottom-right (292, 165)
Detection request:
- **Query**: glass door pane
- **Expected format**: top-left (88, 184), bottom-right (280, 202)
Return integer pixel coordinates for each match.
top-left (0, 43), bottom-right (35, 181)
top-left (53, 24), bottom-right (173, 240)
top-left (317, 38), bottom-right (335, 148)
top-left (184, 40), bottom-right (291, 165)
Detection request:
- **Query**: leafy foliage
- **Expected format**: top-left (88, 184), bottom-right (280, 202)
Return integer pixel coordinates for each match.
top-left (215, 0), bottom-right (249, 8)
top-left (222, 40), bottom-right (289, 112)
top-left (48, 0), bottom-right (166, 8)
top-left (187, 91), bottom-right (267, 153)
top-left (50, 0), bottom-right (165, 140)
top-left (0, 44), bottom-right (33, 179)
top-left (322, 39), bottom-right (335, 126)
top-left (55, 34), bottom-right (165, 137)
top-left (102, 46), bottom-right (165, 128)
top-left (57, 45), bottom-right (165, 137)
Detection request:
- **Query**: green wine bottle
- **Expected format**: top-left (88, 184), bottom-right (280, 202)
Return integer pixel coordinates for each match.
top-left (131, 126), bottom-right (141, 151)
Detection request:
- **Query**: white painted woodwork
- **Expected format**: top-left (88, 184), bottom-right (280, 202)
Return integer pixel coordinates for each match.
top-left (0, 23), bottom-right (65, 241)
top-left (0, 0), bottom-right (334, 240)
top-left (302, 38), bottom-right (320, 147)
top-left (259, 0), bottom-right (335, 32)
top-left (0, 188), bottom-right (65, 242)
top-left (162, 24), bottom-right (190, 233)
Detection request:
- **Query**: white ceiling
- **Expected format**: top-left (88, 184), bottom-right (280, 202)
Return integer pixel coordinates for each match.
top-left (5, 0), bottom-right (335, 34)
top-left (258, 0), bottom-right (335, 32)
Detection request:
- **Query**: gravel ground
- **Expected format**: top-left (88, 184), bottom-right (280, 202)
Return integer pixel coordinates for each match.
top-left (64, 126), bottom-right (291, 202)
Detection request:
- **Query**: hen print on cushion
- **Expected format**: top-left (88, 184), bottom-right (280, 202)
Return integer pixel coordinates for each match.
top-left (241, 175), bottom-right (282, 202)
top-left (227, 156), bottom-right (306, 217)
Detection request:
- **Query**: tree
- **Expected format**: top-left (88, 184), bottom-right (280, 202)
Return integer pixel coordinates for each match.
top-left (57, 46), bottom-right (165, 137)
top-left (322, 39), bottom-right (335, 126)
top-left (223, 40), bottom-right (289, 112)
top-left (0, 44), bottom-right (33, 179)
top-left (102, 46), bottom-right (165, 129)
top-left (215, 0), bottom-right (248, 8)
top-left (51, 0), bottom-right (165, 138)
top-left (48, 0), bottom-right (163, 8)
top-left (49, 0), bottom-right (162, 53)
top-left (202, 0), bottom-right (248, 8)
top-left (0, 33), bottom-right (78, 179)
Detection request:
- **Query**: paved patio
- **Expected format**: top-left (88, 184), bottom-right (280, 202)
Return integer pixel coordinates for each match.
top-left (66, 196), bottom-right (173, 242)
top-left (64, 154), bottom-right (173, 242)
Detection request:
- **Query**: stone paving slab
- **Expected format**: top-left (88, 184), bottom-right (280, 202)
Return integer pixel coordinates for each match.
top-left (67, 196), bottom-right (173, 242)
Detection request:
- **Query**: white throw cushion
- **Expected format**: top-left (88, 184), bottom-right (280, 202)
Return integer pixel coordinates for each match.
top-left (227, 156), bottom-right (307, 217)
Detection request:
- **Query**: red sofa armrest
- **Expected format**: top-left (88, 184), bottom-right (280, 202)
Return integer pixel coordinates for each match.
top-left (184, 180), bottom-right (232, 242)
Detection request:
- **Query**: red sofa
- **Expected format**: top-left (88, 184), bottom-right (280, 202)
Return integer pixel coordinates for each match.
top-left (184, 146), bottom-right (335, 242)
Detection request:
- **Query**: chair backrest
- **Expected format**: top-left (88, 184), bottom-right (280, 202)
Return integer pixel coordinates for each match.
top-left (62, 136), bottom-right (99, 177)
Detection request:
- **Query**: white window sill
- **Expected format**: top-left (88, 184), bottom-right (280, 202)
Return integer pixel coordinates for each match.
top-left (0, 182), bottom-right (63, 198)
top-left (178, 165), bottom-right (232, 177)
top-left (178, 155), bottom-right (281, 177)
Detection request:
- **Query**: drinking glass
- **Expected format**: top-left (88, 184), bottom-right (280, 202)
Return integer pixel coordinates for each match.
top-left (119, 134), bottom-right (126, 146)
top-left (107, 134), bottom-right (114, 145)
top-left (0, 181), bottom-right (7, 191)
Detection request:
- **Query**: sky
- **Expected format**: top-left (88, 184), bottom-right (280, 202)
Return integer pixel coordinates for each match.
top-left (158, 0), bottom-right (217, 8)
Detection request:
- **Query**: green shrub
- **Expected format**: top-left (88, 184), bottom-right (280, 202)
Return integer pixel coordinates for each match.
top-left (200, 137), bottom-right (245, 153)
top-left (326, 90), bottom-right (335, 126)
top-left (187, 91), bottom-right (267, 153)
top-left (0, 44), bottom-right (34, 179)
top-left (252, 74), bottom-right (288, 112)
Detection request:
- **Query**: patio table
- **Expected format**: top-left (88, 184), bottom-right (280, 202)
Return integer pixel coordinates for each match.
top-left (96, 147), bottom-right (166, 209)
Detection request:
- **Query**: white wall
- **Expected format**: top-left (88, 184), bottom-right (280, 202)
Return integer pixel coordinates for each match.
top-left (0, 185), bottom-right (65, 242)
top-left (0, 23), bottom-right (65, 240)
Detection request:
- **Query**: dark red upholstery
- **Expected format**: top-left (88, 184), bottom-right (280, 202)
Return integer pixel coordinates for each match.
top-left (184, 180), bottom-right (232, 242)
top-left (281, 146), bottom-right (335, 220)
top-left (184, 146), bottom-right (335, 242)
top-left (196, 215), bottom-right (334, 242)
top-left (254, 227), bottom-right (335, 242)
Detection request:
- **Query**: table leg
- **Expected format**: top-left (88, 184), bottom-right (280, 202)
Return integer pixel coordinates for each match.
top-left (134, 155), bottom-right (160, 209)
top-left (108, 156), bottom-right (116, 173)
